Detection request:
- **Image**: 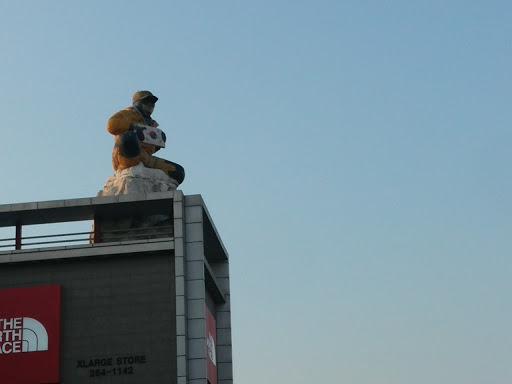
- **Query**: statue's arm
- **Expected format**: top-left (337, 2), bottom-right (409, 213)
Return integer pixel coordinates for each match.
top-left (107, 109), bottom-right (135, 136)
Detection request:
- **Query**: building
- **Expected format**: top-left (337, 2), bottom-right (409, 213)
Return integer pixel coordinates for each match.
top-left (0, 191), bottom-right (233, 384)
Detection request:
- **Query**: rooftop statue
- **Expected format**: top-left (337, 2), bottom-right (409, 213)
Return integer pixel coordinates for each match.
top-left (106, 90), bottom-right (185, 186)
top-left (94, 91), bottom-right (185, 240)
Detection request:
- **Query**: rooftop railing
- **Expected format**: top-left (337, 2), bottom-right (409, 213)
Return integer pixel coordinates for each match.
top-left (0, 193), bottom-right (176, 253)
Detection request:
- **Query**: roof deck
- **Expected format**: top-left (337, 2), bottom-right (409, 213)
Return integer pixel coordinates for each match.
top-left (0, 191), bottom-right (228, 266)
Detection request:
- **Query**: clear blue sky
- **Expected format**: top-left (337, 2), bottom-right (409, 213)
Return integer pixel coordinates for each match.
top-left (1, 1), bottom-right (511, 382)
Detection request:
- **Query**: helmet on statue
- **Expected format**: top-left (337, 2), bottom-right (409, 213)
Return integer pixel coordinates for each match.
top-left (132, 90), bottom-right (158, 104)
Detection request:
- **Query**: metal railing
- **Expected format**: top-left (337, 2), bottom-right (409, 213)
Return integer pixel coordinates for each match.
top-left (0, 224), bottom-right (174, 252)
top-left (0, 231), bottom-right (93, 251)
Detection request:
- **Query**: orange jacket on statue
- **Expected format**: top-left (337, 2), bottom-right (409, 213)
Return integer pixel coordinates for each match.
top-left (107, 107), bottom-right (185, 184)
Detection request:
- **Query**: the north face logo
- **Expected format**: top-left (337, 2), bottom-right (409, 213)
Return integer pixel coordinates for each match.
top-left (207, 332), bottom-right (216, 366)
top-left (0, 286), bottom-right (61, 384)
top-left (0, 317), bottom-right (49, 354)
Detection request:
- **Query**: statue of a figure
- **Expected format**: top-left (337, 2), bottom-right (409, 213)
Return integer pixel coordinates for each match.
top-left (107, 91), bottom-right (185, 186)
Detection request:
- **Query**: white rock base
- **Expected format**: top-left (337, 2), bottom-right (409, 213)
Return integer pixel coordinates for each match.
top-left (98, 164), bottom-right (179, 197)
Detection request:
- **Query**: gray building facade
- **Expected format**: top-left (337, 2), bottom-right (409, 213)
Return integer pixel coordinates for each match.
top-left (0, 191), bottom-right (233, 384)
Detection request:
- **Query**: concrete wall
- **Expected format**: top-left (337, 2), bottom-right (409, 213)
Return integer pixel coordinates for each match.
top-left (181, 194), bottom-right (233, 384)
top-left (0, 191), bottom-right (233, 384)
top-left (0, 251), bottom-right (176, 384)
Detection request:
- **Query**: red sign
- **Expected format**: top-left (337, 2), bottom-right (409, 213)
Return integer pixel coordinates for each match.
top-left (0, 286), bottom-right (61, 384)
top-left (206, 307), bottom-right (217, 384)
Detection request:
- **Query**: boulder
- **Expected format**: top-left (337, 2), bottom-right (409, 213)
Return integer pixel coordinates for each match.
top-left (97, 163), bottom-right (179, 196)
